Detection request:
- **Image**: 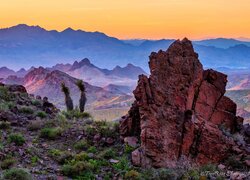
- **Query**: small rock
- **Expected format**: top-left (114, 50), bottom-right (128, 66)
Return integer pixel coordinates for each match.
top-left (230, 172), bottom-right (247, 180)
top-left (94, 134), bottom-right (102, 142)
top-left (232, 146), bottom-right (243, 154)
top-left (88, 153), bottom-right (94, 158)
top-left (36, 95), bottom-right (42, 100)
top-left (84, 118), bottom-right (93, 125)
top-left (218, 164), bottom-right (226, 170)
top-left (109, 159), bottom-right (119, 163)
top-left (245, 159), bottom-right (250, 167)
top-left (106, 137), bottom-right (114, 145)
top-left (124, 136), bottom-right (138, 148)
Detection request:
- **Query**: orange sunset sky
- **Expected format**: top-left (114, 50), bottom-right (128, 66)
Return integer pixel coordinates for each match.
top-left (0, 0), bottom-right (250, 39)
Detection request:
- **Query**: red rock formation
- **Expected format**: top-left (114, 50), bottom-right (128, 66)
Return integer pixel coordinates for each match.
top-left (120, 38), bottom-right (247, 168)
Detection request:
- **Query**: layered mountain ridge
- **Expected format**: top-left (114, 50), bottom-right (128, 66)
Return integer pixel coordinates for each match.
top-left (2, 24), bottom-right (250, 70)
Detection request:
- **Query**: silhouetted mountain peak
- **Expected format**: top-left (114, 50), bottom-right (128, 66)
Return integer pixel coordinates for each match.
top-left (62, 27), bottom-right (75, 33)
top-left (70, 58), bottom-right (95, 71)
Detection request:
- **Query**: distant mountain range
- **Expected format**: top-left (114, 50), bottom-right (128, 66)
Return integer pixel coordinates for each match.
top-left (1, 24), bottom-right (250, 71)
top-left (0, 59), bottom-right (146, 112)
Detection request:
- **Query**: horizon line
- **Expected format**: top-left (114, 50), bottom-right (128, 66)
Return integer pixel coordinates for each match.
top-left (1, 23), bottom-right (250, 42)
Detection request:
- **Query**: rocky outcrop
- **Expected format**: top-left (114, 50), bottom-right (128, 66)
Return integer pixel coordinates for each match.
top-left (120, 38), bottom-right (249, 168)
top-left (0, 84), bottom-right (59, 126)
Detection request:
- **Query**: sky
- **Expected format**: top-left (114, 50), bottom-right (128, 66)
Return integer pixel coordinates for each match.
top-left (0, 0), bottom-right (250, 39)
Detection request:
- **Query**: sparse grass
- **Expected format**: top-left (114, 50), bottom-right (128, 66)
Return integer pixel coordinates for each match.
top-left (97, 148), bottom-right (116, 159)
top-left (124, 144), bottom-right (136, 154)
top-left (0, 102), bottom-right (14, 112)
top-left (0, 121), bottom-right (11, 129)
top-left (30, 156), bottom-right (39, 165)
top-left (125, 170), bottom-right (141, 180)
top-left (1, 168), bottom-right (32, 180)
top-left (8, 133), bottom-right (25, 146)
top-left (36, 111), bottom-right (47, 119)
top-left (0, 86), bottom-right (11, 101)
top-left (31, 100), bottom-right (41, 106)
top-left (224, 156), bottom-right (246, 170)
top-left (112, 155), bottom-right (131, 172)
top-left (18, 106), bottom-right (34, 114)
top-left (61, 161), bottom-right (95, 177)
top-left (87, 146), bottom-right (97, 153)
top-left (40, 127), bottom-right (63, 140)
top-left (62, 109), bottom-right (92, 119)
top-left (74, 140), bottom-right (89, 150)
top-left (1, 157), bottom-right (16, 170)
top-left (28, 120), bottom-right (43, 131)
top-left (49, 149), bottom-right (73, 164)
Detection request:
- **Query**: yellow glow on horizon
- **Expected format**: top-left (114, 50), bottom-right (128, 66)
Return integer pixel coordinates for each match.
top-left (0, 0), bottom-right (250, 39)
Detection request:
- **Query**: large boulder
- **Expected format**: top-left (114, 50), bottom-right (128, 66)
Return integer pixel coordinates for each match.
top-left (120, 38), bottom-right (248, 168)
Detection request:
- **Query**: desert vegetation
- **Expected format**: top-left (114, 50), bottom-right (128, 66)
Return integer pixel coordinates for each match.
top-left (0, 83), bottom-right (249, 179)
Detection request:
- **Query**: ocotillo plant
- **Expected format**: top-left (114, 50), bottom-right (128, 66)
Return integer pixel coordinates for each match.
top-left (61, 82), bottom-right (74, 111)
top-left (76, 80), bottom-right (87, 112)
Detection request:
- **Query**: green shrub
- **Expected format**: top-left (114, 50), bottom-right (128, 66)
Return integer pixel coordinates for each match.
top-left (18, 106), bottom-right (34, 114)
top-left (2, 168), bottom-right (32, 180)
top-left (224, 156), bottom-right (246, 170)
top-left (1, 158), bottom-right (16, 169)
top-left (125, 170), bottom-right (141, 180)
top-left (0, 143), bottom-right (4, 150)
top-left (95, 121), bottom-right (119, 138)
top-left (97, 148), bottom-right (116, 159)
top-left (0, 103), bottom-right (9, 111)
top-left (0, 102), bottom-right (14, 111)
top-left (182, 169), bottom-right (200, 180)
top-left (49, 149), bottom-right (73, 164)
top-left (75, 152), bottom-right (90, 161)
top-left (36, 111), bottom-right (47, 119)
top-left (31, 100), bottom-right (41, 106)
top-left (28, 120), bottom-right (43, 131)
top-left (84, 125), bottom-right (96, 136)
top-left (8, 133), bottom-right (25, 146)
top-left (30, 156), bottom-right (39, 165)
top-left (40, 127), bottom-right (62, 140)
top-left (55, 114), bottom-right (71, 129)
top-left (62, 161), bottom-right (95, 177)
top-left (0, 86), bottom-right (11, 101)
top-left (125, 144), bottom-right (136, 154)
top-left (87, 146), bottom-right (97, 153)
top-left (0, 121), bottom-right (11, 129)
top-left (62, 109), bottom-right (91, 119)
top-left (199, 164), bottom-right (218, 172)
top-left (74, 140), bottom-right (89, 150)
top-left (112, 155), bottom-right (130, 171)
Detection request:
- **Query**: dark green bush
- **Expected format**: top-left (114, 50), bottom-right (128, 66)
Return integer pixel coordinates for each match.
top-left (224, 156), bottom-right (246, 170)
top-left (36, 111), bottom-right (47, 119)
top-left (62, 161), bottom-right (95, 177)
top-left (18, 106), bottom-right (34, 114)
top-left (2, 168), bottom-right (32, 180)
top-left (0, 87), bottom-right (11, 101)
top-left (62, 109), bottom-right (91, 119)
top-left (8, 133), bottom-right (25, 146)
top-left (0, 158), bottom-right (16, 169)
top-left (97, 148), bottom-right (116, 159)
top-left (125, 170), bottom-right (141, 180)
top-left (31, 100), bottom-right (41, 106)
top-left (74, 140), bottom-right (89, 150)
top-left (40, 127), bottom-right (62, 140)
top-left (0, 121), bottom-right (11, 129)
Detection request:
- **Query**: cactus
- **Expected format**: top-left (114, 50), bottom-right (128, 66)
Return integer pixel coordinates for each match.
top-left (61, 82), bottom-right (73, 111)
top-left (76, 80), bottom-right (87, 112)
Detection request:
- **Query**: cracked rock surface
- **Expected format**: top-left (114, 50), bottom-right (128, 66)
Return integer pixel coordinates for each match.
top-left (120, 38), bottom-right (249, 168)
